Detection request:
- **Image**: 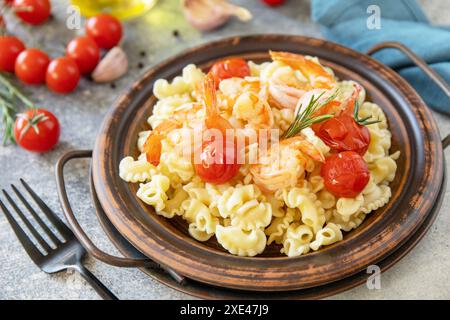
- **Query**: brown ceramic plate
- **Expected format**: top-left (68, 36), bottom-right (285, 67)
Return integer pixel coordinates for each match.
top-left (91, 35), bottom-right (444, 291)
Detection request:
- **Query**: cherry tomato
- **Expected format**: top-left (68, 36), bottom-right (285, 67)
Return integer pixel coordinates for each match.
top-left (0, 36), bottom-right (25, 72)
top-left (13, 0), bottom-right (51, 25)
top-left (4, 0), bottom-right (14, 5)
top-left (15, 48), bottom-right (50, 84)
top-left (261, 0), bottom-right (286, 6)
top-left (209, 58), bottom-right (250, 87)
top-left (321, 151), bottom-right (370, 198)
top-left (313, 115), bottom-right (370, 156)
top-left (86, 14), bottom-right (122, 49)
top-left (14, 108), bottom-right (60, 153)
top-left (45, 57), bottom-right (80, 94)
top-left (66, 36), bottom-right (100, 74)
top-left (0, 15), bottom-right (5, 28)
top-left (195, 139), bottom-right (240, 184)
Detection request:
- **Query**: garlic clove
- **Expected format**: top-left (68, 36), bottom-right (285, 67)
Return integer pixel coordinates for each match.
top-left (182, 0), bottom-right (252, 31)
top-left (219, 1), bottom-right (252, 21)
top-left (92, 46), bottom-right (129, 83)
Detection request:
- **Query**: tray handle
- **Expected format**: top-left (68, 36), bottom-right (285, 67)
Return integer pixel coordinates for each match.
top-left (55, 150), bottom-right (185, 284)
top-left (366, 41), bottom-right (450, 148)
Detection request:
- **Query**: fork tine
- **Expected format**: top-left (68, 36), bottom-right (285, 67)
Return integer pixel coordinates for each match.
top-left (11, 184), bottom-right (62, 245)
top-left (2, 190), bottom-right (52, 253)
top-left (0, 199), bottom-right (44, 264)
top-left (20, 179), bottom-right (73, 239)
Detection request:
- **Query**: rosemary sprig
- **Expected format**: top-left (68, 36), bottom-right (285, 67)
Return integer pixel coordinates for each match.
top-left (0, 73), bottom-right (36, 145)
top-left (353, 100), bottom-right (381, 126)
top-left (282, 90), bottom-right (339, 139)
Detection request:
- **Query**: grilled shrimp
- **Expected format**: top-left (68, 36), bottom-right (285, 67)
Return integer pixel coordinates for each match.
top-left (270, 51), bottom-right (336, 89)
top-left (218, 77), bottom-right (274, 130)
top-left (143, 99), bottom-right (206, 166)
top-left (267, 51), bottom-right (337, 110)
top-left (250, 135), bottom-right (325, 193)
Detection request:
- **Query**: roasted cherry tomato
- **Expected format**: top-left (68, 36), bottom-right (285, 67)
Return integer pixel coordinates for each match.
top-left (313, 114), bottom-right (370, 156)
top-left (261, 0), bottom-right (286, 6)
top-left (15, 48), bottom-right (50, 84)
top-left (46, 57), bottom-right (80, 94)
top-left (13, 0), bottom-right (51, 25)
top-left (86, 14), bottom-right (122, 49)
top-left (209, 58), bottom-right (250, 87)
top-left (0, 36), bottom-right (25, 72)
top-left (321, 151), bottom-right (370, 198)
top-left (66, 36), bottom-right (100, 74)
top-left (195, 139), bottom-right (240, 184)
top-left (14, 108), bottom-right (60, 153)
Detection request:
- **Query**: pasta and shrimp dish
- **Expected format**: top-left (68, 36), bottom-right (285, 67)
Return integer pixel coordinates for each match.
top-left (119, 51), bottom-right (399, 257)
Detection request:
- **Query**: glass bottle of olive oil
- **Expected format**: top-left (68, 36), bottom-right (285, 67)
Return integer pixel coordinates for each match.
top-left (71, 0), bottom-right (158, 20)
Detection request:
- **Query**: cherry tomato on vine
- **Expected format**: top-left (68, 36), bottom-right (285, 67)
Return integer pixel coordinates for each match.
top-left (86, 14), bottom-right (122, 49)
top-left (0, 36), bottom-right (25, 72)
top-left (14, 109), bottom-right (60, 153)
top-left (261, 0), bottom-right (286, 6)
top-left (13, 0), bottom-right (51, 25)
top-left (15, 48), bottom-right (50, 84)
top-left (66, 36), bottom-right (100, 74)
top-left (321, 151), bottom-right (370, 198)
top-left (313, 114), bottom-right (371, 156)
top-left (195, 139), bottom-right (240, 184)
top-left (46, 57), bottom-right (80, 94)
top-left (209, 58), bottom-right (250, 88)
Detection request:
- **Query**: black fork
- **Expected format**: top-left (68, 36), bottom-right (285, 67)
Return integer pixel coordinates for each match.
top-left (0, 179), bottom-right (118, 300)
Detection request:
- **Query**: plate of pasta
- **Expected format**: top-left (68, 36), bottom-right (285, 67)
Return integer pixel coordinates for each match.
top-left (89, 36), bottom-right (445, 291)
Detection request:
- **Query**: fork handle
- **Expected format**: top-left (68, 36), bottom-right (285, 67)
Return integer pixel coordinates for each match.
top-left (73, 263), bottom-right (119, 300)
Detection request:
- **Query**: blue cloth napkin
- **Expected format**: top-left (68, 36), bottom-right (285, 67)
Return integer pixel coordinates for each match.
top-left (311, 0), bottom-right (450, 115)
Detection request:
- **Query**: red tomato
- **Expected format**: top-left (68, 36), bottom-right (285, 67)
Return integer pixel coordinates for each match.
top-left (261, 0), bottom-right (286, 6)
top-left (15, 48), bottom-right (50, 84)
top-left (195, 139), bottom-right (240, 184)
top-left (0, 36), bottom-right (25, 72)
top-left (313, 115), bottom-right (370, 156)
top-left (14, 109), bottom-right (60, 153)
top-left (209, 58), bottom-right (250, 87)
top-left (13, 0), bottom-right (51, 25)
top-left (86, 14), bottom-right (122, 49)
top-left (66, 36), bottom-right (100, 74)
top-left (4, 0), bottom-right (14, 5)
top-left (46, 57), bottom-right (80, 94)
top-left (321, 151), bottom-right (370, 198)
top-left (0, 15), bottom-right (5, 28)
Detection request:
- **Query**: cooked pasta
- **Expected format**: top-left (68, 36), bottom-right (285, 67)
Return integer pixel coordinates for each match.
top-left (281, 223), bottom-right (314, 257)
top-left (119, 156), bottom-right (155, 183)
top-left (119, 52), bottom-right (399, 257)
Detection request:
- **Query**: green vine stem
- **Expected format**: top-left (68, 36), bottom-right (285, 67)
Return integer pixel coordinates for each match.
top-left (0, 73), bottom-right (36, 145)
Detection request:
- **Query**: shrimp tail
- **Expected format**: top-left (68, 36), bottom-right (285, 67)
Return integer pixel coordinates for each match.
top-left (203, 73), bottom-right (233, 135)
top-left (144, 120), bottom-right (180, 166)
top-left (202, 73), bottom-right (220, 118)
top-left (342, 83), bottom-right (362, 115)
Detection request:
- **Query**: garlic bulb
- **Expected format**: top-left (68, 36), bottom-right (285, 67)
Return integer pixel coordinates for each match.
top-left (182, 0), bottom-right (252, 31)
top-left (92, 47), bottom-right (129, 83)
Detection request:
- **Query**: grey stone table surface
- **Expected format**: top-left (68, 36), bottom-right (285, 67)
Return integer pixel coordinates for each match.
top-left (0, 0), bottom-right (449, 300)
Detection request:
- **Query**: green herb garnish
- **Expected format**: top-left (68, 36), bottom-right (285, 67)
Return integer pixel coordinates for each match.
top-left (282, 90), bottom-right (339, 139)
top-left (0, 73), bottom-right (35, 145)
top-left (353, 100), bottom-right (381, 126)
